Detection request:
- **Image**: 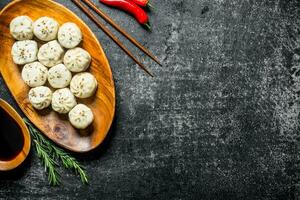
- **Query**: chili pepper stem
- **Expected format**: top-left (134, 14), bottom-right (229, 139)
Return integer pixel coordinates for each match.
top-left (144, 23), bottom-right (151, 31)
top-left (147, 1), bottom-right (155, 10)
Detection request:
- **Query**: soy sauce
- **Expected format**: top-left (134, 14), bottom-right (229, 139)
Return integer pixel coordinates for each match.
top-left (0, 107), bottom-right (24, 161)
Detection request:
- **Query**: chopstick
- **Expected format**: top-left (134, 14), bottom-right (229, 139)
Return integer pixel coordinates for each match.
top-left (81, 0), bottom-right (162, 66)
top-left (72, 0), bottom-right (154, 77)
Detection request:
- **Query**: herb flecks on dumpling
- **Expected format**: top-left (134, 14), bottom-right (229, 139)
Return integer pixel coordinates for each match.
top-left (38, 40), bottom-right (64, 67)
top-left (33, 17), bottom-right (59, 41)
top-left (28, 86), bottom-right (52, 110)
top-left (69, 104), bottom-right (94, 129)
top-left (11, 40), bottom-right (38, 65)
top-left (22, 62), bottom-right (48, 87)
top-left (64, 47), bottom-right (91, 72)
top-left (48, 64), bottom-right (72, 89)
top-left (10, 16), bottom-right (34, 41)
top-left (70, 72), bottom-right (98, 99)
top-left (52, 88), bottom-right (77, 114)
top-left (58, 22), bottom-right (82, 49)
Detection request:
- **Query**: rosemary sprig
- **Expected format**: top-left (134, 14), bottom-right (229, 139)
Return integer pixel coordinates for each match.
top-left (24, 118), bottom-right (88, 185)
top-left (26, 120), bottom-right (60, 185)
top-left (51, 142), bottom-right (89, 184)
top-left (34, 141), bottom-right (60, 185)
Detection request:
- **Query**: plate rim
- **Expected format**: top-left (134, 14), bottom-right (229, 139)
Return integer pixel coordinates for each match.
top-left (0, 0), bottom-right (116, 153)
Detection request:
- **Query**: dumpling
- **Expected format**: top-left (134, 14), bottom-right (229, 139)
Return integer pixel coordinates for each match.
top-left (70, 72), bottom-right (97, 98)
top-left (58, 22), bottom-right (82, 49)
top-left (48, 64), bottom-right (72, 89)
top-left (10, 16), bottom-right (34, 40)
top-left (63, 48), bottom-right (91, 72)
top-left (69, 104), bottom-right (94, 129)
top-left (33, 17), bottom-right (59, 41)
top-left (52, 88), bottom-right (77, 114)
top-left (11, 40), bottom-right (38, 65)
top-left (28, 86), bottom-right (52, 110)
top-left (22, 62), bottom-right (48, 87)
top-left (38, 40), bottom-right (64, 67)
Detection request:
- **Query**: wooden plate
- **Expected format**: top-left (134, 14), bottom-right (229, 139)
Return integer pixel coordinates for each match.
top-left (0, 0), bottom-right (115, 152)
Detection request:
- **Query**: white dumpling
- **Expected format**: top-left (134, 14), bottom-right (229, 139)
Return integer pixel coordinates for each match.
top-left (70, 72), bottom-right (97, 99)
top-left (69, 104), bottom-right (94, 129)
top-left (28, 86), bottom-right (52, 110)
top-left (38, 40), bottom-right (64, 67)
top-left (58, 22), bottom-right (82, 49)
top-left (11, 40), bottom-right (38, 65)
top-left (63, 48), bottom-right (91, 72)
top-left (33, 17), bottom-right (59, 41)
top-left (48, 64), bottom-right (72, 89)
top-left (22, 62), bottom-right (48, 87)
top-left (10, 16), bottom-right (34, 40)
top-left (52, 88), bottom-right (77, 114)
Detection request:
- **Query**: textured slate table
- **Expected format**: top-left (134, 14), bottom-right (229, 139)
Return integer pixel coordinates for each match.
top-left (1, 0), bottom-right (300, 199)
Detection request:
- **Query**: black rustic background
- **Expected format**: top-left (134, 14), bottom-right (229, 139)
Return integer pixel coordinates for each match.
top-left (1, 0), bottom-right (300, 199)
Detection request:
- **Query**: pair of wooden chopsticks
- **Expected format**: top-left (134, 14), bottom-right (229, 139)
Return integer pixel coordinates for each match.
top-left (72, 0), bottom-right (162, 77)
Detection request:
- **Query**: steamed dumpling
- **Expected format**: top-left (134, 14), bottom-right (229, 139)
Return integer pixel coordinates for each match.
top-left (10, 16), bottom-right (34, 40)
top-left (63, 48), bottom-right (91, 72)
top-left (69, 104), bottom-right (94, 129)
top-left (33, 17), bottom-right (59, 41)
top-left (58, 22), bottom-right (82, 49)
top-left (70, 72), bottom-right (97, 98)
top-left (11, 40), bottom-right (38, 65)
top-left (38, 40), bottom-right (64, 67)
top-left (22, 62), bottom-right (48, 87)
top-left (52, 88), bottom-right (77, 114)
top-left (48, 64), bottom-right (72, 89)
top-left (28, 86), bottom-right (52, 110)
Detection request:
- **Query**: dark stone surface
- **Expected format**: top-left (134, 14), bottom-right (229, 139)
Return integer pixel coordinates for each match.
top-left (0, 0), bottom-right (300, 199)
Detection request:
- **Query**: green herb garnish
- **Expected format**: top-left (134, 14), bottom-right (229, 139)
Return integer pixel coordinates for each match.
top-left (24, 118), bottom-right (88, 186)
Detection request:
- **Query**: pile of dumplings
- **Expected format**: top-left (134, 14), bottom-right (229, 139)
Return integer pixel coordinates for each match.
top-left (10, 16), bottom-right (98, 129)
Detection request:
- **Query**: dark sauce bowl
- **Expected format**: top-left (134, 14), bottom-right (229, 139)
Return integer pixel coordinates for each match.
top-left (0, 99), bottom-right (31, 171)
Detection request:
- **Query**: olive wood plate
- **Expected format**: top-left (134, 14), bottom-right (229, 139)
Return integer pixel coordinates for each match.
top-left (0, 0), bottom-right (115, 152)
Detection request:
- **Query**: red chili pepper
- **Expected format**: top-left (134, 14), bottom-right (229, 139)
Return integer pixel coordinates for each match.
top-left (100, 0), bottom-right (151, 29)
top-left (129, 0), bottom-right (153, 8)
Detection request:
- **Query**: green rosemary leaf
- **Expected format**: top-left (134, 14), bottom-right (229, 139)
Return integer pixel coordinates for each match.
top-left (32, 137), bottom-right (60, 186)
top-left (24, 118), bottom-right (89, 185)
top-left (51, 144), bottom-right (89, 184)
top-left (75, 163), bottom-right (89, 184)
